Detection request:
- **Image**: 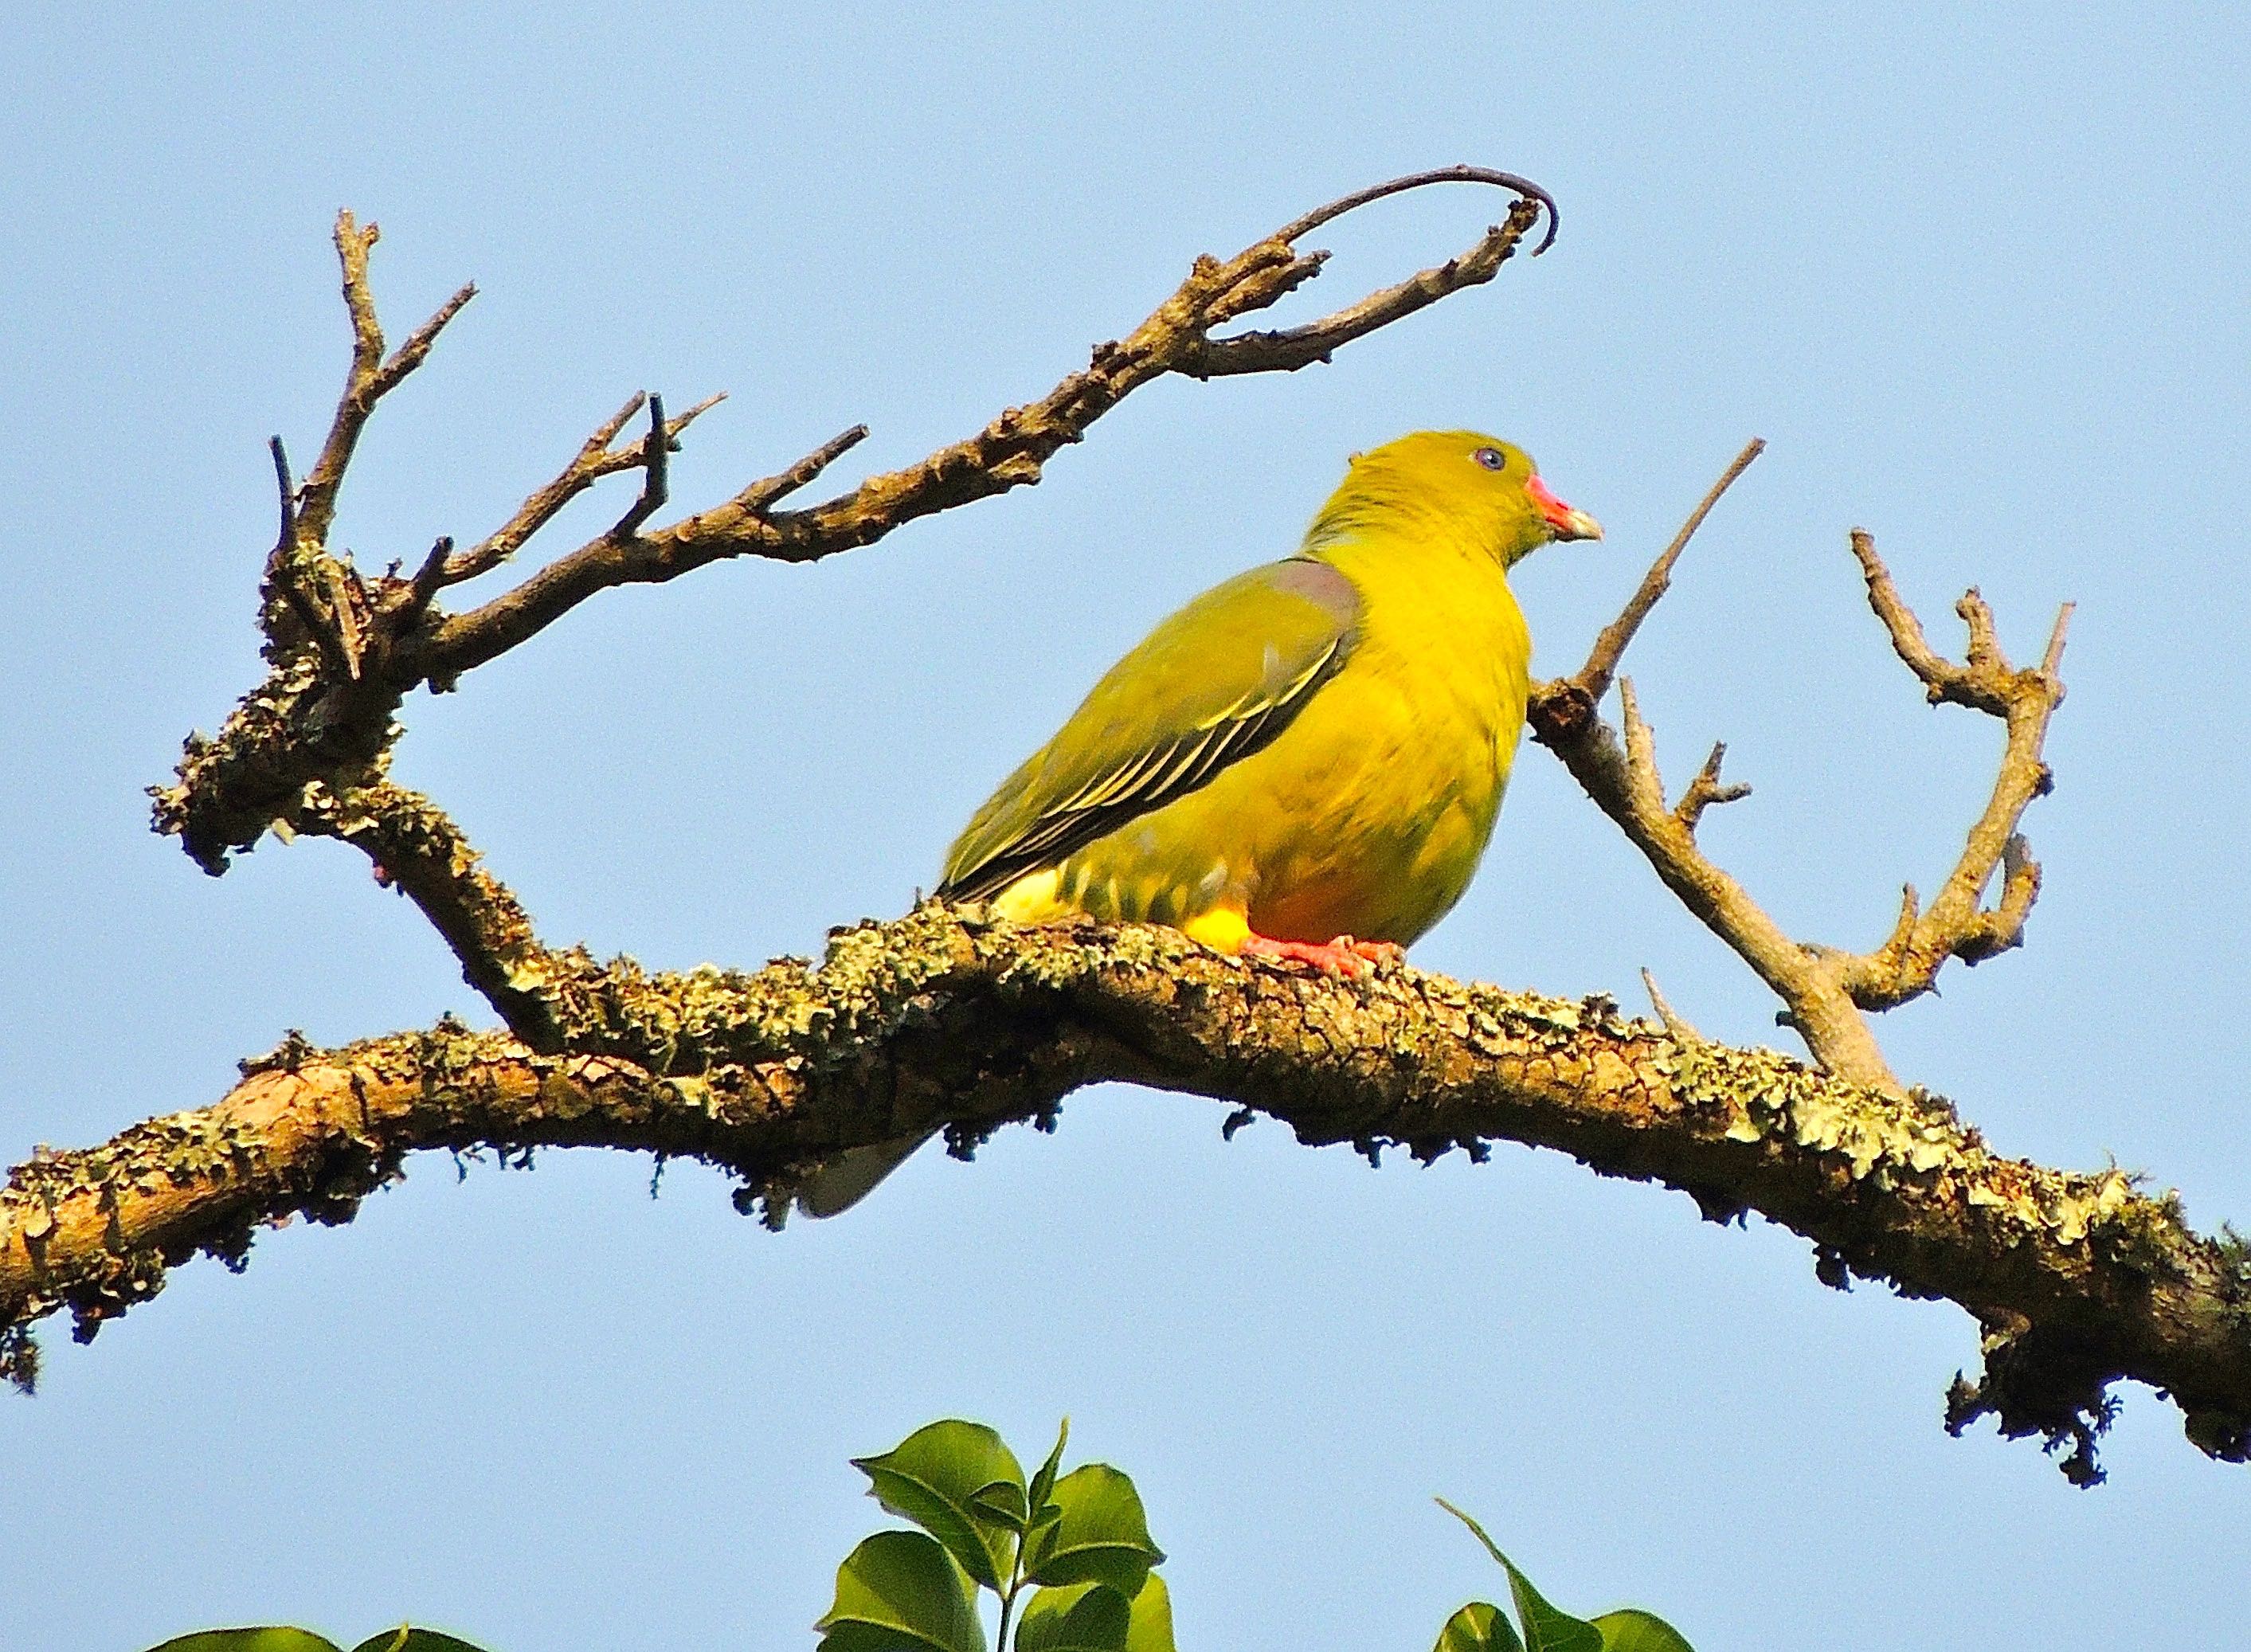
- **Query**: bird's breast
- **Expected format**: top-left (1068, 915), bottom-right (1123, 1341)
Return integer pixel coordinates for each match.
top-left (1048, 549), bottom-right (1532, 946)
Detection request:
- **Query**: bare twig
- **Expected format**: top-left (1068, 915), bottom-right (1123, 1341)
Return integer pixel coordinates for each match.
top-left (1577, 437), bottom-right (1765, 705)
top-left (373, 280), bottom-right (476, 398)
top-left (1530, 452), bottom-right (2070, 1094)
top-left (262, 436), bottom-right (356, 683)
top-left (1674, 741), bottom-right (1751, 832)
top-left (1271, 163), bottom-right (1560, 251)
top-left (726, 423), bottom-right (871, 515)
top-left (296, 213), bottom-right (474, 548)
top-left (1639, 968), bottom-right (1705, 1043)
top-left (397, 536), bottom-right (452, 632)
top-left (267, 433), bottom-right (297, 554)
top-left (1617, 678), bottom-right (1667, 816)
top-left (442, 391), bottom-right (722, 585)
top-left (418, 167), bottom-right (1560, 681)
top-left (316, 558), bottom-right (366, 681)
top-left (606, 394), bottom-right (671, 540)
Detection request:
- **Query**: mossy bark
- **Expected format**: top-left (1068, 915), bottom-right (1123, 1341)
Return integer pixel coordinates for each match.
top-left (6, 907), bottom-right (2246, 1481)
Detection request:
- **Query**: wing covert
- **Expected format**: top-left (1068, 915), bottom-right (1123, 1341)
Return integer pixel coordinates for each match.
top-left (939, 558), bottom-right (1360, 902)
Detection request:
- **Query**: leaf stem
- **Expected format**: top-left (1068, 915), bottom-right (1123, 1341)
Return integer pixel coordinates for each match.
top-left (995, 1570), bottom-right (1020, 1652)
top-left (994, 1517), bottom-right (1030, 1652)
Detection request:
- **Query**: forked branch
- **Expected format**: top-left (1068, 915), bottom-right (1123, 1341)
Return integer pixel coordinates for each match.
top-left (296, 212), bottom-right (476, 549)
top-left (1529, 445), bottom-right (2072, 1094)
top-left (440, 390), bottom-right (726, 586)
top-left (153, 169), bottom-right (1560, 887)
top-left (418, 174), bottom-right (1553, 682)
top-left (1838, 533), bottom-right (2070, 1008)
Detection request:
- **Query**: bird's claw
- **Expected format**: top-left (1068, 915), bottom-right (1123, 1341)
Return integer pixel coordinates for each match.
top-left (1240, 933), bottom-right (1403, 977)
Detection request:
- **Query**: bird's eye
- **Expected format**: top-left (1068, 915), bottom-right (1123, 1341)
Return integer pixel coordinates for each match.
top-left (1473, 446), bottom-right (1506, 472)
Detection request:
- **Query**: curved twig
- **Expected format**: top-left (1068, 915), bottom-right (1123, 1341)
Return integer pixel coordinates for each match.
top-left (1271, 162), bottom-right (1560, 254)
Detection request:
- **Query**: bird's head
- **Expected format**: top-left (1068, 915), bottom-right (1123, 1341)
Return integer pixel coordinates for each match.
top-left (1310, 430), bottom-right (1602, 569)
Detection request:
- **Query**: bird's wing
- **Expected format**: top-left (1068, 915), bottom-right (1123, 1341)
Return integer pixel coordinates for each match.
top-left (940, 558), bottom-right (1361, 902)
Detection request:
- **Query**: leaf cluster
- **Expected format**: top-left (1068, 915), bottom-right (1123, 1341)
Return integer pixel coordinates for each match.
top-left (820, 1419), bottom-right (1172, 1652)
top-left (131, 1420), bottom-right (1696, 1652)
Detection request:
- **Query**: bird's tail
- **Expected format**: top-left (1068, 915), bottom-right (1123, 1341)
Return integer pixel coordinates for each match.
top-left (793, 1130), bottom-right (936, 1219)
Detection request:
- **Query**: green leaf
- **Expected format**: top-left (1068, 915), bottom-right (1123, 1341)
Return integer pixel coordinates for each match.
top-left (1023, 1465), bottom-right (1165, 1597)
top-left (1435, 1501), bottom-right (1601, 1652)
top-left (969, 1479), bottom-right (1032, 1533)
top-left (1122, 1573), bottom-right (1176, 1652)
top-left (143, 1634), bottom-right (343, 1652)
top-left (1015, 1582), bottom-right (1131, 1652)
top-left (1026, 1418), bottom-right (1070, 1528)
top-left (1591, 1609), bottom-right (1696, 1652)
top-left (815, 1530), bottom-right (987, 1652)
top-left (345, 1633), bottom-right (494, 1652)
top-left (1435, 1602), bottom-right (1525, 1652)
top-left (1503, 1566), bottom-right (1603, 1652)
top-left (853, 1419), bottom-right (1028, 1589)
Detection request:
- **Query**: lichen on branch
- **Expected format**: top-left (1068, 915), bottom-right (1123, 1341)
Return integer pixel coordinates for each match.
top-left (5, 910), bottom-right (2248, 1482)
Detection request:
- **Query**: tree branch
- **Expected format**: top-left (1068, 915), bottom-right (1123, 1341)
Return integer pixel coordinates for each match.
top-left (1836, 533), bottom-right (2070, 1008)
top-left (6, 910), bottom-right (2246, 1483)
top-left (1529, 444), bottom-right (2070, 1094)
top-left (419, 183), bottom-right (1551, 681)
top-left (153, 171), bottom-right (1556, 873)
top-left (1574, 437), bottom-right (1767, 706)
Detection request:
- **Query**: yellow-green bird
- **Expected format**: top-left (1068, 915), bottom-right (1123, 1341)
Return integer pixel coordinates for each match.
top-left (798, 429), bottom-right (1599, 1216)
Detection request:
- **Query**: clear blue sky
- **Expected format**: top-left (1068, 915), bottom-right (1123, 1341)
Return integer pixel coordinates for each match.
top-left (4, 4), bottom-right (2247, 1648)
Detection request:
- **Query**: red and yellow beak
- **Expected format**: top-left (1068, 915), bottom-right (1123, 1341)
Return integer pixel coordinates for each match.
top-left (1526, 472), bottom-right (1602, 542)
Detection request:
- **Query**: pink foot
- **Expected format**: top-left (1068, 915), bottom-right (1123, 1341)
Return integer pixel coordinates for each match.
top-left (1240, 933), bottom-right (1403, 977)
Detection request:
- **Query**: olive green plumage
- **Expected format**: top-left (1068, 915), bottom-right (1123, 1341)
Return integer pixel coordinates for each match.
top-left (940, 429), bottom-right (1599, 955)
top-left (939, 556), bottom-right (1359, 906)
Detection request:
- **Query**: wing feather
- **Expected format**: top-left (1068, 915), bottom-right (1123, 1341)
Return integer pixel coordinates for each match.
top-left (940, 558), bottom-right (1361, 902)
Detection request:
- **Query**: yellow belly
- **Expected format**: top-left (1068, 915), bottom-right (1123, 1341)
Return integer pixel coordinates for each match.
top-left (994, 546), bottom-right (1530, 949)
